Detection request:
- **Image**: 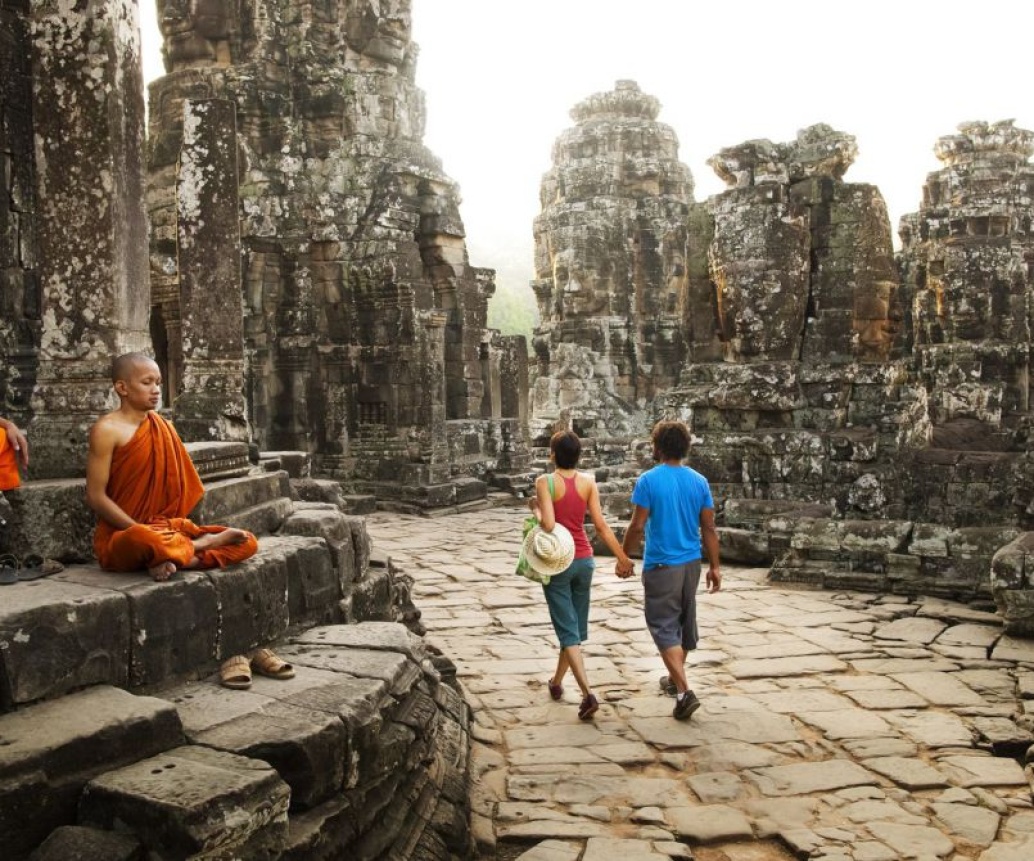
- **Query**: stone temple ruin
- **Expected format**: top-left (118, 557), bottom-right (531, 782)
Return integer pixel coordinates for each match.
top-left (4, 0), bottom-right (1034, 856)
top-left (533, 83), bottom-right (1034, 637)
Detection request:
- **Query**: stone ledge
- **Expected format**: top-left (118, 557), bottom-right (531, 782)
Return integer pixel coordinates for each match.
top-left (0, 537), bottom-right (345, 710)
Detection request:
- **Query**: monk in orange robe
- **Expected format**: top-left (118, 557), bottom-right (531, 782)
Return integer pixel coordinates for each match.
top-left (0, 417), bottom-right (28, 491)
top-left (86, 353), bottom-right (258, 581)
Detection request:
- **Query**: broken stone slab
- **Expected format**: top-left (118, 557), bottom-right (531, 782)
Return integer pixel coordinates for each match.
top-left (891, 670), bottom-right (984, 706)
top-left (866, 822), bottom-right (955, 858)
top-left (873, 616), bottom-right (947, 644)
top-left (630, 708), bottom-right (801, 748)
top-left (796, 708), bottom-right (894, 740)
top-left (665, 803), bottom-right (754, 843)
top-left (930, 801), bottom-right (1000, 847)
top-left (187, 698), bottom-right (347, 811)
top-left (991, 635), bottom-right (1034, 663)
top-left (0, 574), bottom-right (129, 708)
top-left (937, 755), bottom-right (1029, 787)
top-left (883, 710), bottom-right (973, 748)
top-left (746, 760), bottom-right (879, 796)
top-left (79, 745), bottom-right (290, 860)
top-left (861, 756), bottom-right (949, 789)
top-left (27, 825), bottom-right (141, 861)
top-left (582, 837), bottom-right (676, 860)
top-left (0, 687), bottom-right (183, 858)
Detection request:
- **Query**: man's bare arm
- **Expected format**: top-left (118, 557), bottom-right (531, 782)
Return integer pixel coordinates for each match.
top-left (85, 421), bottom-right (136, 530)
top-left (700, 508), bottom-right (721, 592)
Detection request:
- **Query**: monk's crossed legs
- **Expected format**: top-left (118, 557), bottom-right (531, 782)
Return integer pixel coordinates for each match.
top-left (105, 519), bottom-right (257, 581)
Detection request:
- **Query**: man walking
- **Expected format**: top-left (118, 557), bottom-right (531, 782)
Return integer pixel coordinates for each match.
top-left (619, 420), bottom-right (721, 720)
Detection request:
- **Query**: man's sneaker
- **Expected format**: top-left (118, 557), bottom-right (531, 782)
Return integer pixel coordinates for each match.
top-left (578, 693), bottom-right (599, 721)
top-left (659, 675), bottom-right (678, 697)
top-left (673, 690), bottom-right (700, 721)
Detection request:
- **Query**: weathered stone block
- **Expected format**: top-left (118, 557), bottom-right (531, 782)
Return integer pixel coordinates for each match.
top-left (991, 531), bottom-right (1034, 637)
top-left (260, 535), bottom-right (341, 626)
top-left (0, 687), bottom-right (182, 859)
top-left (352, 566), bottom-right (394, 622)
top-left (0, 575), bottom-right (129, 708)
top-left (190, 472), bottom-right (289, 525)
top-left (79, 745), bottom-right (290, 860)
top-left (839, 519), bottom-right (913, 553)
top-left (28, 826), bottom-right (142, 861)
top-left (0, 480), bottom-right (93, 562)
top-left (56, 567), bottom-right (220, 688)
top-left (718, 527), bottom-right (771, 564)
top-left (209, 552), bottom-right (290, 658)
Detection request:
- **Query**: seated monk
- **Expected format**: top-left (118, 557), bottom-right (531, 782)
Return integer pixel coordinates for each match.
top-left (0, 416), bottom-right (28, 491)
top-left (86, 353), bottom-right (258, 581)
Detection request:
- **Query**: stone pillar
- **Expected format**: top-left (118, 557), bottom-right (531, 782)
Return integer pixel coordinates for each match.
top-left (28, 0), bottom-right (150, 476)
top-left (498, 335), bottom-right (528, 426)
top-left (172, 98), bottom-right (249, 443)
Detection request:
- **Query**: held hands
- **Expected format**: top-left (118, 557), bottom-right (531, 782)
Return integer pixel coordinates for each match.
top-left (615, 556), bottom-right (635, 579)
top-left (707, 566), bottom-right (722, 593)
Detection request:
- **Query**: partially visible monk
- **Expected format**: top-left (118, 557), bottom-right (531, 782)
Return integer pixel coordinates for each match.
top-left (0, 416), bottom-right (29, 491)
top-left (86, 353), bottom-right (258, 581)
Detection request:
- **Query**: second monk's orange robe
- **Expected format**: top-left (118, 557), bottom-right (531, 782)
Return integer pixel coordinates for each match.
top-left (0, 427), bottom-right (19, 491)
top-left (94, 412), bottom-right (258, 572)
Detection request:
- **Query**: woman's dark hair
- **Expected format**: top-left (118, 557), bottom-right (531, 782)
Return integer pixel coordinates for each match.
top-left (550, 430), bottom-right (582, 469)
top-left (652, 420), bottom-right (691, 461)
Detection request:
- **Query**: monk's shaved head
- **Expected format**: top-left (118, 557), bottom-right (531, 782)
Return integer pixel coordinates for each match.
top-left (111, 352), bottom-right (158, 383)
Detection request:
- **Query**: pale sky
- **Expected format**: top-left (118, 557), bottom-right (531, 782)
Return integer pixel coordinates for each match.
top-left (139, 0), bottom-right (1034, 284)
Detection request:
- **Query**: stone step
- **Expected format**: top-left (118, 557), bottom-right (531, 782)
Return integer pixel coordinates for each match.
top-left (191, 470), bottom-right (291, 525)
top-left (0, 686), bottom-right (184, 859)
top-left (0, 535), bottom-right (353, 709)
top-left (80, 745), bottom-right (291, 860)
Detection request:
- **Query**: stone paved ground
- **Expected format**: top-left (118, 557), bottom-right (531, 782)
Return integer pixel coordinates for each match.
top-left (367, 507), bottom-right (1034, 861)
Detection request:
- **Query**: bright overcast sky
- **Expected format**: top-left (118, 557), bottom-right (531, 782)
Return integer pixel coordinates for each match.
top-left (139, 0), bottom-right (1034, 275)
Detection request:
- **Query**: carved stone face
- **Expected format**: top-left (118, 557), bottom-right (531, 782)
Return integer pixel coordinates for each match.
top-left (346, 0), bottom-right (410, 64)
top-left (158, 0), bottom-right (232, 66)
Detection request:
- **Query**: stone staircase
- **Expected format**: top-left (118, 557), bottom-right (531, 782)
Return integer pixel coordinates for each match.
top-left (0, 446), bottom-right (472, 860)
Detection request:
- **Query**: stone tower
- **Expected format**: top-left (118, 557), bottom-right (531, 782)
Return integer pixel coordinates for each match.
top-left (668, 125), bottom-right (920, 513)
top-left (530, 80), bottom-right (697, 440)
top-left (899, 120), bottom-right (1034, 435)
top-left (147, 0), bottom-right (526, 504)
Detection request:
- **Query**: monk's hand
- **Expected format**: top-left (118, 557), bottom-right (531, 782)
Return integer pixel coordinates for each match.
top-left (2, 419), bottom-right (29, 468)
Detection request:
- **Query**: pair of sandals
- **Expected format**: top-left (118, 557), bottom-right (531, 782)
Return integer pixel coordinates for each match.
top-left (219, 648), bottom-right (295, 689)
top-left (0, 552), bottom-right (64, 585)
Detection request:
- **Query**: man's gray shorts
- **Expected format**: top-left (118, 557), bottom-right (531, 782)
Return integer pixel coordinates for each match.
top-left (642, 560), bottom-right (701, 651)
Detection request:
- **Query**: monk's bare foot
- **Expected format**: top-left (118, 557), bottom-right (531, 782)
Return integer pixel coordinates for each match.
top-left (193, 528), bottom-right (249, 551)
top-left (149, 561), bottom-right (177, 582)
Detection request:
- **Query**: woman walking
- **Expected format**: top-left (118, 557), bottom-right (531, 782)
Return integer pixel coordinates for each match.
top-left (531, 430), bottom-right (635, 720)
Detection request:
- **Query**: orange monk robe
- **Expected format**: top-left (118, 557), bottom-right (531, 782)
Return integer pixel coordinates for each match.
top-left (94, 412), bottom-right (258, 572)
top-left (0, 427), bottom-right (20, 491)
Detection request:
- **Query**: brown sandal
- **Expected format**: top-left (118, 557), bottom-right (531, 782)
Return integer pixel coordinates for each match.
top-left (250, 648), bottom-right (295, 680)
top-left (220, 655), bottom-right (252, 689)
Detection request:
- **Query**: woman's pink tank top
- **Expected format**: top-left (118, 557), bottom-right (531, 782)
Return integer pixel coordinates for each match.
top-left (553, 473), bottom-right (593, 559)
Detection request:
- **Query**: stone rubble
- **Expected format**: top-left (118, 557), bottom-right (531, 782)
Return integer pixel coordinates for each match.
top-left (367, 506), bottom-right (1034, 861)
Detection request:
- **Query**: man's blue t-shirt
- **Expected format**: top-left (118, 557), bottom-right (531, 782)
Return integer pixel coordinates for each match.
top-left (631, 463), bottom-right (714, 570)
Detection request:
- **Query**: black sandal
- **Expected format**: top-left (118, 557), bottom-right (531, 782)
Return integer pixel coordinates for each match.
top-left (0, 553), bottom-right (19, 585)
top-left (18, 553), bottom-right (63, 581)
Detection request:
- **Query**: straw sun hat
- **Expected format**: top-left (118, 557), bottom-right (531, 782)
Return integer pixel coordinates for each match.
top-left (522, 522), bottom-right (576, 578)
